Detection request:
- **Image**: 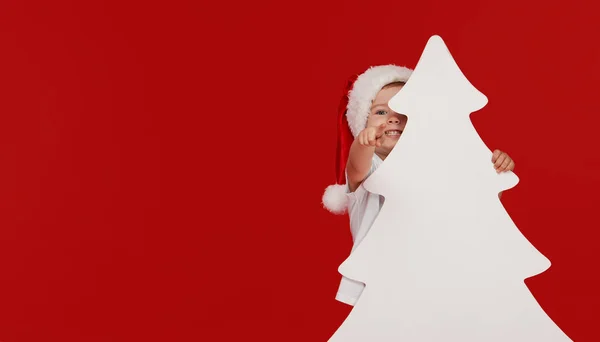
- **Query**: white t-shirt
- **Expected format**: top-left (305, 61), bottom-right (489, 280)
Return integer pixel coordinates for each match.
top-left (335, 154), bottom-right (384, 306)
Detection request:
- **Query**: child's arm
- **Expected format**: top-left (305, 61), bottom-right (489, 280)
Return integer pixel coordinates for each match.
top-left (346, 124), bottom-right (386, 192)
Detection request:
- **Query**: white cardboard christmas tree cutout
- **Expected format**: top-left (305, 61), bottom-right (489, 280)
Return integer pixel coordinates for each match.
top-left (329, 35), bottom-right (572, 341)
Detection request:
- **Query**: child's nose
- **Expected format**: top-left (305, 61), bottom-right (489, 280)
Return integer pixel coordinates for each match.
top-left (388, 115), bottom-right (400, 124)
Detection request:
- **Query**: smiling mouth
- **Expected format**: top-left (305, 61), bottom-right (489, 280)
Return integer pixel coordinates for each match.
top-left (385, 130), bottom-right (402, 136)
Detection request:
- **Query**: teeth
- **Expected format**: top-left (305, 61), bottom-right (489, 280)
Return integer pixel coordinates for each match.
top-left (385, 130), bottom-right (401, 136)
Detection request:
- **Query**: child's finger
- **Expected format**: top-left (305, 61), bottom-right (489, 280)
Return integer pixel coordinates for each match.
top-left (499, 158), bottom-right (511, 172)
top-left (507, 160), bottom-right (515, 171)
top-left (369, 129), bottom-right (377, 145)
top-left (360, 133), bottom-right (368, 146)
top-left (494, 154), bottom-right (506, 169)
top-left (492, 149), bottom-right (502, 162)
top-left (377, 123), bottom-right (386, 136)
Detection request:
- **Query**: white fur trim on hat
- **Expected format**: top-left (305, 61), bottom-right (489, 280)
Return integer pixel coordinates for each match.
top-left (322, 184), bottom-right (348, 214)
top-left (346, 65), bottom-right (413, 137)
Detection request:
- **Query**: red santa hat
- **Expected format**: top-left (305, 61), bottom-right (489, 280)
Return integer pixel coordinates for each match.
top-left (322, 64), bottom-right (413, 214)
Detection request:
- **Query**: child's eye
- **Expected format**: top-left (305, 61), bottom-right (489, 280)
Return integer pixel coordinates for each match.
top-left (375, 110), bottom-right (387, 115)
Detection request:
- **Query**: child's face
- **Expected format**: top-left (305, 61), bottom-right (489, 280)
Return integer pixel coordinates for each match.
top-left (367, 84), bottom-right (408, 158)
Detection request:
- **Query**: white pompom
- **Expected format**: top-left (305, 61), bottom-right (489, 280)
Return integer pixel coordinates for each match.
top-left (322, 184), bottom-right (349, 214)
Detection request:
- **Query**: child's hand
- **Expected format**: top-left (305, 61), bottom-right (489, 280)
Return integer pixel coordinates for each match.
top-left (492, 149), bottom-right (515, 173)
top-left (357, 124), bottom-right (386, 147)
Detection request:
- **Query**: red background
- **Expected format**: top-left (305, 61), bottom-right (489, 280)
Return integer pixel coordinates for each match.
top-left (0, 0), bottom-right (598, 341)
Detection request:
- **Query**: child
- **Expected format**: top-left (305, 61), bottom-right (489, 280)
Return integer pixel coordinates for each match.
top-left (322, 65), bottom-right (515, 306)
